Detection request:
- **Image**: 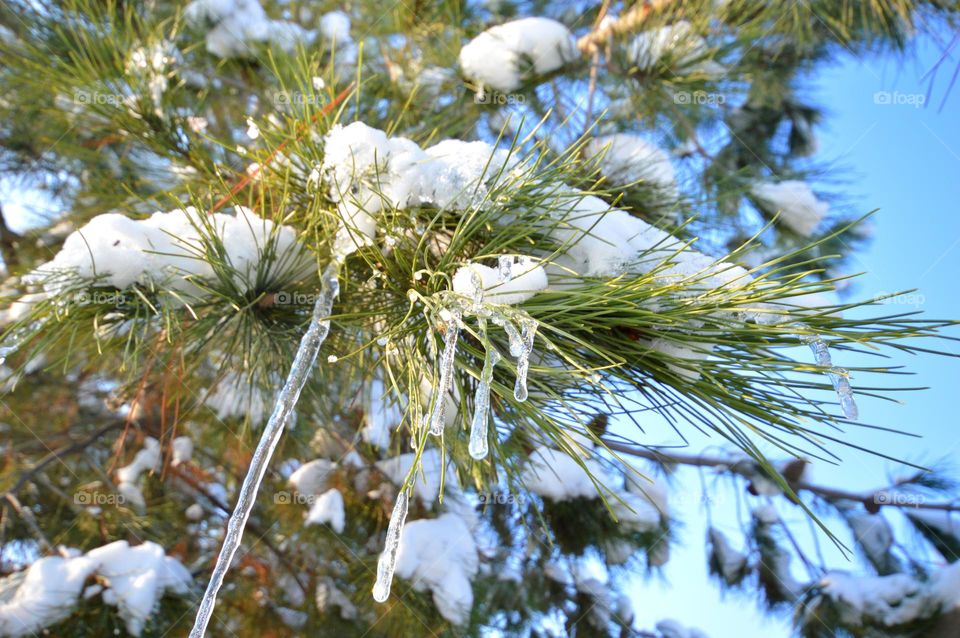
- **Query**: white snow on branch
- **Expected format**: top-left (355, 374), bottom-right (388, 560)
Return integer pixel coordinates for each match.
top-left (184, 0), bottom-right (351, 59)
top-left (584, 133), bottom-right (677, 199)
top-left (394, 512), bottom-right (479, 625)
top-left (452, 255), bottom-right (548, 306)
top-left (0, 541), bottom-right (191, 637)
top-left (27, 206), bottom-right (308, 297)
top-left (375, 449), bottom-right (457, 506)
top-left (459, 18), bottom-right (578, 93)
top-left (627, 21), bottom-right (722, 76)
top-left (751, 180), bottom-right (828, 237)
top-left (305, 488), bottom-right (346, 533)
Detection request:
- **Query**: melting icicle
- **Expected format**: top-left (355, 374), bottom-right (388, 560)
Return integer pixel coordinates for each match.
top-left (372, 489), bottom-right (410, 602)
top-left (513, 318), bottom-right (538, 402)
top-left (190, 262), bottom-right (341, 638)
top-left (491, 314), bottom-right (523, 357)
top-left (469, 269), bottom-right (484, 313)
top-left (427, 309), bottom-right (461, 435)
top-left (469, 334), bottom-right (500, 460)
top-left (800, 333), bottom-right (859, 420)
top-left (498, 255), bottom-right (513, 282)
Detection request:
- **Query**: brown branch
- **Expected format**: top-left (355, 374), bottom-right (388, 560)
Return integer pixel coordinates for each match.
top-left (601, 439), bottom-right (960, 513)
top-left (6, 420), bottom-right (125, 496)
top-left (0, 203), bottom-right (23, 268)
top-left (576, 0), bottom-right (675, 55)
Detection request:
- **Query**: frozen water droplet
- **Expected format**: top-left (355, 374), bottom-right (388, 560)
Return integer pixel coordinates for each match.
top-left (327, 355), bottom-right (338, 363)
top-left (372, 489), bottom-right (409, 603)
top-left (377, 337), bottom-right (388, 346)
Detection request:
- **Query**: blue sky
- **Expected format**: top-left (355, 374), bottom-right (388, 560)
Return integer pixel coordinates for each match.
top-left (629, 31), bottom-right (960, 637)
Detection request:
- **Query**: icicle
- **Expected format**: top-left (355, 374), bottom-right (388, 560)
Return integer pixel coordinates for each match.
top-left (469, 269), bottom-right (484, 313)
top-left (469, 323), bottom-right (500, 460)
top-left (513, 318), bottom-right (538, 402)
top-left (190, 262), bottom-right (341, 638)
top-left (498, 255), bottom-right (513, 282)
top-left (372, 489), bottom-right (410, 602)
top-left (427, 308), bottom-right (461, 435)
top-left (800, 333), bottom-right (859, 420)
top-left (491, 313), bottom-right (523, 357)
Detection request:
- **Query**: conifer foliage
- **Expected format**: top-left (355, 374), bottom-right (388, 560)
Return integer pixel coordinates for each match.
top-left (0, 1), bottom-right (958, 636)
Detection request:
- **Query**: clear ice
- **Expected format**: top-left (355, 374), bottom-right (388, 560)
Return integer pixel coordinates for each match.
top-left (801, 333), bottom-right (859, 420)
top-left (372, 489), bottom-right (410, 603)
top-left (469, 332), bottom-right (500, 460)
top-left (190, 262), bottom-right (341, 638)
top-left (428, 309), bottom-right (461, 435)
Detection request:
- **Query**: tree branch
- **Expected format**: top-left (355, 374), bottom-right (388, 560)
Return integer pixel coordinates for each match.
top-left (577, 0), bottom-right (674, 55)
top-left (601, 439), bottom-right (960, 513)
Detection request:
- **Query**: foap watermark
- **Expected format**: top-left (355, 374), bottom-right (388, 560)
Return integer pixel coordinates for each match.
top-left (272, 291), bottom-right (319, 306)
top-left (673, 90), bottom-right (725, 106)
top-left (273, 91), bottom-right (327, 107)
top-left (74, 490), bottom-right (126, 506)
top-left (478, 491), bottom-right (526, 506)
top-left (874, 490), bottom-right (925, 508)
top-left (274, 490), bottom-right (317, 505)
top-left (474, 90), bottom-right (525, 106)
top-left (74, 91), bottom-right (124, 107)
top-left (873, 291), bottom-right (925, 308)
top-left (873, 91), bottom-right (925, 108)
top-left (73, 290), bottom-right (128, 306)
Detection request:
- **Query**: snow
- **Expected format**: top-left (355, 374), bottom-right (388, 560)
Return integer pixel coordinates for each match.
top-left (609, 491), bottom-right (661, 532)
top-left (87, 541), bottom-right (193, 636)
top-left (320, 123), bottom-right (516, 257)
top-left (645, 338), bottom-right (714, 381)
top-left (846, 510), bottom-right (894, 568)
top-left (375, 449), bottom-right (456, 506)
top-left (452, 255), bottom-right (547, 305)
top-left (115, 437), bottom-right (160, 512)
top-left (305, 488), bottom-right (346, 533)
top-left (521, 446), bottom-right (610, 501)
top-left (459, 18), bottom-right (577, 93)
top-left (363, 376), bottom-right (400, 449)
top-left (288, 459), bottom-right (336, 497)
top-left (751, 180), bottom-right (828, 237)
top-left (27, 206), bottom-right (307, 298)
top-left (394, 513), bottom-right (479, 624)
top-left (205, 372), bottom-right (271, 423)
top-left (584, 133), bottom-right (677, 199)
top-left (707, 527), bottom-right (747, 584)
top-left (656, 619), bottom-right (711, 638)
top-left (171, 436), bottom-right (192, 466)
top-left (0, 541), bottom-right (190, 637)
top-left (627, 21), bottom-right (721, 76)
top-left (184, 0), bottom-right (315, 58)
top-left (185, 503), bottom-right (205, 520)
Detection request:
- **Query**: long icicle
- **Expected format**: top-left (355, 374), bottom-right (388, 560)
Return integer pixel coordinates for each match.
top-left (513, 318), bottom-right (538, 402)
top-left (427, 309), bottom-right (461, 436)
top-left (371, 487), bottom-right (410, 602)
top-left (469, 319), bottom-right (500, 460)
top-left (190, 261), bottom-right (341, 637)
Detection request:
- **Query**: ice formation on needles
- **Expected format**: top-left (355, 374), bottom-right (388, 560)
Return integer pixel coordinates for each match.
top-left (458, 17), bottom-right (578, 93)
top-left (628, 20), bottom-right (723, 76)
top-left (751, 180), bottom-right (829, 237)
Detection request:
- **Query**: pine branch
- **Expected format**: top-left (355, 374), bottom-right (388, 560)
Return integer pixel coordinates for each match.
top-left (576, 0), bottom-right (675, 55)
top-left (601, 439), bottom-right (960, 512)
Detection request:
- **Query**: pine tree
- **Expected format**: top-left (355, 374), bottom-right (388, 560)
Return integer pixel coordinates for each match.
top-left (0, 0), bottom-right (958, 636)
